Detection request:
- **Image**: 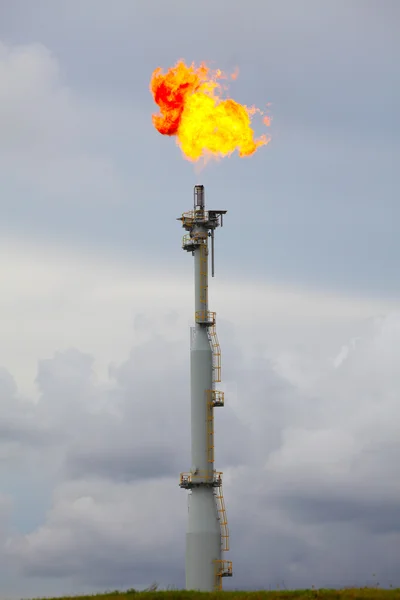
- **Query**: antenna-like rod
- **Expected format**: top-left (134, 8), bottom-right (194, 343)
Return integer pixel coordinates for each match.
top-left (211, 229), bottom-right (215, 277)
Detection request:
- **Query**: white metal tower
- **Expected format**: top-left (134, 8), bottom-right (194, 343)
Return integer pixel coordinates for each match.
top-left (178, 185), bottom-right (232, 591)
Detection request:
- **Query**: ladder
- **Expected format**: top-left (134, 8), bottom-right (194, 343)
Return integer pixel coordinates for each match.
top-left (206, 396), bottom-right (214, 464)
top-left (206, 391), bottom-right (225, 465)
top-left (214, 482), bottom-right (230, 552)
top-left (208, 324), bottom-right (221, 383)
top-left (213, 481), bottom-right (232, 590)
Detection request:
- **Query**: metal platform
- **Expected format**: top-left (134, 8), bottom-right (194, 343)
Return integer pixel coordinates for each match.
top-left (179, 471), bottom-right (222, 489)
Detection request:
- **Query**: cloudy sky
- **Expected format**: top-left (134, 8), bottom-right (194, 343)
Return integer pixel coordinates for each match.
top-left (0, 0), bottom-right (399, 596)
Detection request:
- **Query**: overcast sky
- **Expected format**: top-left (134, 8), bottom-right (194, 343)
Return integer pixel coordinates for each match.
top-left (0, 0), bottom-right (399, 596)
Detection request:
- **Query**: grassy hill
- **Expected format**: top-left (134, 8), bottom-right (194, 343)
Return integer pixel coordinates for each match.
top-left (30, 587), bottom-right (400, 600)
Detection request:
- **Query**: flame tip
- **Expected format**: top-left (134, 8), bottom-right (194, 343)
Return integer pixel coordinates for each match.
top-left (150, 60), bottom-right (270, 163)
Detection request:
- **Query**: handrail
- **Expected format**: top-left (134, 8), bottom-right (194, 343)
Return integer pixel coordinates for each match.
top-left (181, 210), bottom-right (213, 222)
top-left (195, 310), bottom-right (216, 324)
top-left (213, 560), bottom-right (233, 591)
top-left (179, 470), bottom-right (222, 486)
top-left (215, 485), bottom-right (230, 551)
top-left (207, 389), bottom-right (224, 407)
top-left (182, 233), bottom-right (207, 248)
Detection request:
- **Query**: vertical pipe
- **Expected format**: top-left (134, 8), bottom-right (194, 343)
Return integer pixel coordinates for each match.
top-left (194, 234), bottom-right (207, 317)
top-left (186, 195), bottom-right (221, 591)
top-left (194, 185), bottom-right (205, 211)
top-left (190, 238), bottom-right (211, 476)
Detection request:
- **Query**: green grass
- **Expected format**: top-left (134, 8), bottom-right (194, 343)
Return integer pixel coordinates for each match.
top-left (29, 586), bottom-right (400, 600)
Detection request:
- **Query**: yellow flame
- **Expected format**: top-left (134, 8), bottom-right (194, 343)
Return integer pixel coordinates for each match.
top-left (150, 60), bottom-right (270, 162)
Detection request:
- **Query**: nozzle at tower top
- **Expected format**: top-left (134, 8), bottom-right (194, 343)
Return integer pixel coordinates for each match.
top-left (194, 185), bottom-right (205, 211)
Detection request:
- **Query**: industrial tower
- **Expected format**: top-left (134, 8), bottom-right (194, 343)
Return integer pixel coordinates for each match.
top-left (178, 185), bottom-right (232, 591)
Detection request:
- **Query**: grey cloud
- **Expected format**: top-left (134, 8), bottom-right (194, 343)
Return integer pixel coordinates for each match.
top-left (33, 348), bottom-right (104, 433)
top-left (61, 327), bottom-right (254, 483)
top-left (270, 492), bottom-right (400, 535)
top-left (65, 445), bottom-right (179, 483)
top-left (34, 339), bottom-right (190, 484)
top-left (0, 367), bottom-right (18, 400)
top-left (2, 0), bottom-right (396, 143)
top-left (36, 348), bottom-right (94, 396)
top-left (0, 2), bottom-right (398, 298)
top-left (62, 321), bottom-right (298, 485)
top-left (0, 493), bottom-right (12, 534)
top-left (3, 312), bottom-right (400, 591)
top-left (220, 328), bottom-right (306, 466)
top-left (0, 3), bottom-right (399, 594)
top-left (0, 417), bottom-right (57, 447)
top-left (6, 477), bottom-right (186, 588)
top-left (0, 366), bottom-right (60, 450)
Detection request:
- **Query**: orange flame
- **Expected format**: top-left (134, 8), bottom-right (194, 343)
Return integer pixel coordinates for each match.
top-left (150, 60), bottom-right (270, 162)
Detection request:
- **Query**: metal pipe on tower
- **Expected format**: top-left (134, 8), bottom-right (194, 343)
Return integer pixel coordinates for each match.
top-left (177, 185), bottom-right (232, 591)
